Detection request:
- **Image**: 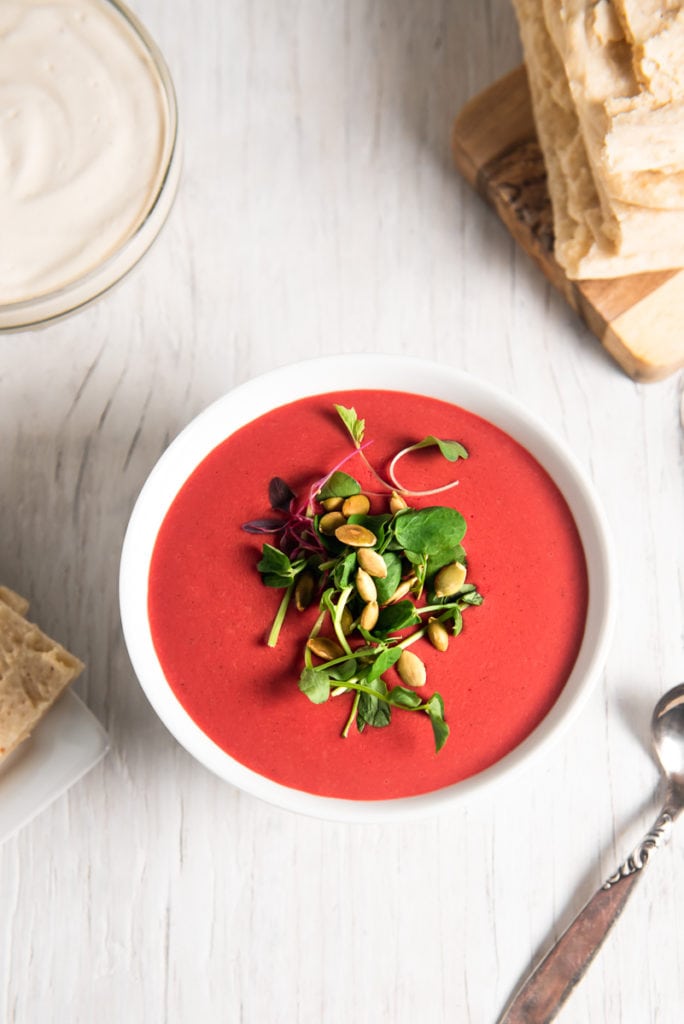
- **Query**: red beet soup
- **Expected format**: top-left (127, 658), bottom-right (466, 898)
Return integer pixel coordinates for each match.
top-left (148, 390), bottom-right (588, 800)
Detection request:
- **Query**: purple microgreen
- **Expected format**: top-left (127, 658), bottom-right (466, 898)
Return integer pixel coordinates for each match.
top-left (269, 476), bottom-right (296, 511)
top-left (242, 517), bottom-right (287, 534)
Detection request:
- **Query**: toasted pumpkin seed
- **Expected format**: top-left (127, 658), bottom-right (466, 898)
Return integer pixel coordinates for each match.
top-left (396, 649), bottom-right (426, 688)
top-left (342, 493), bottom-right (371, 516)
top-left (306, 636), bottom-right (344, 660)
top-left (384, 577), bottom-right (416, 604)
top-left (320, 496), bottom-right (344, 512)
top-left (355, 566), bottom-right (377, 603)
top-left (359, 600), bottom-right (379, 631)
top-left (427, 617), bottom-right (449, 652)
top-left (389, 490), bottom-right (408, 514)
top-left (341, 607), bottom-right (354, 635)
top-left (434, 561), bottom-right (467, 597)
top-left (294, 571), bottom-right (315, 611)
top-left (334, 523), bottom-right (377, 547)
top-left (319, 510), bottom-right (346, 535)
top-left (357, 547), bottom-right (387, 579)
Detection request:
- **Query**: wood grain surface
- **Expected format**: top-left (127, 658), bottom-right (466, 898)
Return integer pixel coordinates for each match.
top-left (453, 65), bottom-right (684, 382)
top-left (1, 3), bottom-right (683, 1023)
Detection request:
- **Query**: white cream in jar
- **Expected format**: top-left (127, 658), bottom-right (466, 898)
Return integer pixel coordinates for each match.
top-left (0, 0), bottom-right (176, 316)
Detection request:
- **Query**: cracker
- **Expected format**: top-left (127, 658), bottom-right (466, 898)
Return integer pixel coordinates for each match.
top-left (0, 599), bottom-right (84, 759)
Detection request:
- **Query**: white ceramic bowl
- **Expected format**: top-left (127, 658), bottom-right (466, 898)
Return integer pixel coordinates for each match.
top-left (0, 0), bottom-right (180, 331)
top-left (119, 355), bottom-right (616, 822)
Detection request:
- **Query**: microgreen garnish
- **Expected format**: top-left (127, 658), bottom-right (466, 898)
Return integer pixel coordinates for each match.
top-left (242, 405), bottom-right (483, 753)
top-left (334, 404), bottom-right (469, 498)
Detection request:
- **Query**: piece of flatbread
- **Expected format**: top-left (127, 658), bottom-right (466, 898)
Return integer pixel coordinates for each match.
top-left (0, 596), bottom-right (84, 759)
top-left (513, 0), bottom-right (684, 276)
top-left (513, 0), bottom-right (613, 275)
top-left (613, 0), bottom-right (684, 102)
top-left (0, 586), bottom-right (30, 617)
top-left (543, 0), bottom-right (684, 209)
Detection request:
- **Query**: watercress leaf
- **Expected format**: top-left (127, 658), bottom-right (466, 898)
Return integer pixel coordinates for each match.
top-left (268, 477), bottom-right (296, 511)
top-left (328, 658), bottom-right (358, 682)
top-left (451, 605), bottom-right (463, 637)
top-left (375, 600), bottom-right (421, 636)
top-left (298, 667), bottom-right (331, 704)
top-left (257, 543), bottom-right (300, 587)
top-left (387, 686), bottom-right (422, 709)
top-left (394, 507), bottom-right (466, 556)
top-left (459, 587), bottom-right (484, 607)
top-left (332, 552), bottom-right (357, 589)
top-left (373, 551), bottom-right (403, 605)
top-left (425, 692), bottom-right (449, 751)
top-left (425, 692), bottom-right (445, 716)
top-left (317, 471), bottom-right (360, 500)
top-left (425, 545), bottom-right (467, 583)
top-left (335, 404), bottom-right (365, 445)
top-left (363, 699), bottom-right (391, 729)
top-left (357, 675), bottom-right (391, 729)
top-left (366, 645), bottom-right (402, 682)
top-left (411, 436), bottom-right (469, 462)
top-left (430, 714), bottom-right (450, 752)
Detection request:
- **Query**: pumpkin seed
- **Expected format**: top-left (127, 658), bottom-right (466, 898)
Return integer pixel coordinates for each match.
top-left (427, 617), bottom-right (449, 652)
top-left (359, 600), bottom-right (379, 631)
top-left (319, 510), bottom-right (346, 535)
top-left (341, 607), bottom-right (354, 635)
top-left (294, 571), bottom-right (315, 611)
top-left (306, 636), bottom-right (344, 660)
top-left (434, 561), bottom-right (467, 597)
top-left (320, 496), bottom-right (344, 512)
top-left (389, 490), bottom-right (408, 514)
top-left (384, 577), bottom-right (416, 604)
top-left (334, 523), bottom-right (377, 547)
top-left (396, 649), bottom-right (426, 688)
top-left (357, 547), bottom-right (387, 578)
top-left (341, 493), bottom-right (370, 516)
top-left (355, 567), bottom-right (377, 603)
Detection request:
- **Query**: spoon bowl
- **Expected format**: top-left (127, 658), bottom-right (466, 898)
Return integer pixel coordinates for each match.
top-left (652, 683), bottom-right (684, 792)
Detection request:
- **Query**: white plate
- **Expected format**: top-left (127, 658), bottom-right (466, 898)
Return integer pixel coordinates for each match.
top-left (120, 354), bottom-right (617, 822)
top-left (0, 690), bottom-right (109, 844)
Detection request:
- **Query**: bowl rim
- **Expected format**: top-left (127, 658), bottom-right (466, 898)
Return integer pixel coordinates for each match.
top-left (0, 0), bottom-right (181, 332)
top-left (119, 354), bottom-right (617, 822)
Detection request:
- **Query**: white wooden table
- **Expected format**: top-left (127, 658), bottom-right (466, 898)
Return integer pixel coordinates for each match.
top-left (2, 2), bottom-right (683, 1022)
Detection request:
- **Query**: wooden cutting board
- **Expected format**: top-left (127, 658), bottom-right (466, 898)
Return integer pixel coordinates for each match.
top-left (453, 65), bottom-right (684, 382)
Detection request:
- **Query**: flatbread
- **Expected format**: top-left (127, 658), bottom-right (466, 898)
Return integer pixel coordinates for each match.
top-left (0, 597), bottom-right (84, 759)
top-left (0, 586), bottom-right (30, 617)
top-left (513, 0), bottom-right (684, 276)
top-left (613, 0), bottom-right (684, 101)
top-left (544, 0), bottom-right (684, 209)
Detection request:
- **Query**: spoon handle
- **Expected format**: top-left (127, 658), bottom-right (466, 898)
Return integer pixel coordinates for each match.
top-left (498, 809), bottom-right (675, 1024)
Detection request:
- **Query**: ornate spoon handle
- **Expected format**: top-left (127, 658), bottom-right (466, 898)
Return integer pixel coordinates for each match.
top-left (498, 809), bottom-right (675, 1024)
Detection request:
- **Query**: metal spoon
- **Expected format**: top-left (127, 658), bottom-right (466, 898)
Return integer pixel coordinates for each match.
top-left (499, 683), bottom-right (684, 1024)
